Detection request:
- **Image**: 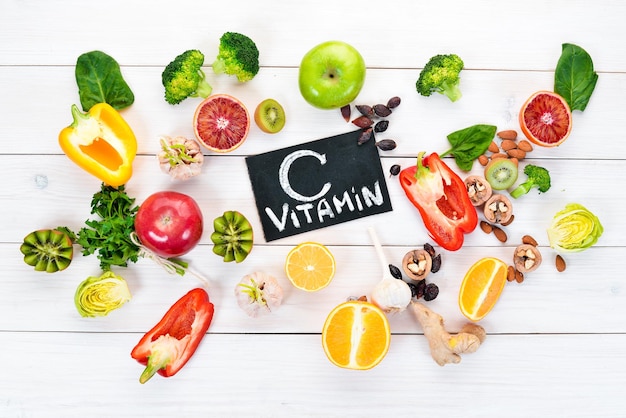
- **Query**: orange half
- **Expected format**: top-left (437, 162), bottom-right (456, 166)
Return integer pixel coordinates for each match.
top-left (322, 301), bottom-right (391, 370)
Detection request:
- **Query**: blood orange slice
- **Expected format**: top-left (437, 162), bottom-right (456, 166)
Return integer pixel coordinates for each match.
top-left (519, 91), bottom-right (572, 147)
top-left (193, 94), bottom-right (250, 153)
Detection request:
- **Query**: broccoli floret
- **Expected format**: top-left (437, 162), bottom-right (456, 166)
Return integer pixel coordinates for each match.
top-left (510, 164), bottom-right (552, 199)
top-left (162, 50), bottom-right (213, 105)
top-left (212, 32), bottom-right (259, 82)
top-left (415, 54), bottom-right (464, 102)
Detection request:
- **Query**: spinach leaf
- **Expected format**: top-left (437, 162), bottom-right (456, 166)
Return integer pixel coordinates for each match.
top-left (75, 51), bottom-right (135, 111)
top-left (554, 43), bottom-right (598, 112)
top-left (440, 124), bottom-right (497, 171)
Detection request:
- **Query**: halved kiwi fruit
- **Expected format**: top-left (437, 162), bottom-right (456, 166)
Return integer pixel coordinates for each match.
top-left (20, 228), bottom-right (74, 273)
top-left (254, 98), bottom-right (286, 134)
top-left (484, 158), bottom-right (518, 190)
top-left (211, 211), bottom-right (254, 263)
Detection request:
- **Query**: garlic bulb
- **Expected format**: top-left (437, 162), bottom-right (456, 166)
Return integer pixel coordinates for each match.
top-left (368, 227), bottom-right (412, 313)
top-left (235, 272), bottom-right (283, 318)
top-left (158, 135), bottom-right (204, 180)
top-left (371, 278), bottom-right (412, 313)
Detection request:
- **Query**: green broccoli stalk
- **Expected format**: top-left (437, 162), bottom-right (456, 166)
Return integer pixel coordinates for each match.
top-left (212, 32), bottom-right (259, 82)
top-left (510, 164), bottom-right (552, 199)
top-left (162, 50), bottom-right (213, 105)
top-left (416, 54), bottom-right (464, 102)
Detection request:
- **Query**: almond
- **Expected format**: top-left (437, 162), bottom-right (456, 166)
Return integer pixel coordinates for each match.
top-left (515, 269), bottom-right (524, 283)
top-left (500, 214), bottom-right (515, 226)
top-left (478, 154), bottom-right (489, 166)
top-left (501, 139), bottom-right (517, 151)
top-left (480, 220), bottom-right (493, 234)
top-left (488, 141), bottom-right (500, 153)
top-left (518, 140), bottom-right (534, 152)
top-left (493, 226), bottom-right (507, 243)
top-left (497, 130), bottom-right (518, 140)
top-left (491, 152), bottom-right (507, 160)
top-left (522, 234), bottom-right (538, 246)
top-left (555, 254), bottom-right (566, 272)
top-left (507, 265), bottom-right (516, 282)
top-left (507, 148), bottom-right (526, 160)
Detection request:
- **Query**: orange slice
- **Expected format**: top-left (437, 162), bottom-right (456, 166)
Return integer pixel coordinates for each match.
top-left (193, 94), bottom-right (250, 153)
top-left (458, 257), bottom-right (508, 322)
top-left (285, 242), bottom-right (335, 291)
top-left (519, 90), bottom-right (572, 147)
top-left (322, 300), bottom-right (391, 370)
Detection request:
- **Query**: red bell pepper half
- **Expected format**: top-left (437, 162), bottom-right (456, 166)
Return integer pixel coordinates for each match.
top-left (131, 287), bottom-right (214, 383)
top-left (399, 152), bottom-right (477, 251)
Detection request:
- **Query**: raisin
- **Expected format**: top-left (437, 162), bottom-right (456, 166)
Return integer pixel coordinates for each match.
top-left (387, 96), bottom-right (401, 109)
top-left (423, 243), bottom-right (436, 257)
top-left (355, 104), bottom-right (374, 117)
top-left (423, 283), bottom-right (439, 301)
top-left (388, 264), bottom-right (403, 280)
top-left (357, 128), bottom-right (373, 145)
top-left (352, 115), bottom-right (374, 128)
top-left (375, 139), bottom-right (397, 151)
top-left (374, 120), bottom-right (389, 133)
top-left (411, 279), bottom-right (426, 299)
top-left (389, 164), bottom-right (401, 176)
top-left (340, 104), bottom-right (351, 122)
top-left (373, 104), bottom-right (392, 117)
top-left (430, 254), bottom-right (441, 273)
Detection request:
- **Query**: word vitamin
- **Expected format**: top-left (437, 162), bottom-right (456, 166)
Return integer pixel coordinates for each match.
top-left (265, 181), bottom-right (384, 232)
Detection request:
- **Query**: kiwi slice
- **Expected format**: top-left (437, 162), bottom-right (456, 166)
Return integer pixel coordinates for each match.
top-left (20, 228), bottom-right (74, 273)
top-left (211, 211), bottom-right (254, 263)
top-left (254, 98), bottom-right (286, 134)
top-left (484, 158), bottom-right (518, 190)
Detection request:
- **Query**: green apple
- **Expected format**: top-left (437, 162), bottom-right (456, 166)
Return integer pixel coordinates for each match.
top-left (298, 41), bottom-right (366, 109)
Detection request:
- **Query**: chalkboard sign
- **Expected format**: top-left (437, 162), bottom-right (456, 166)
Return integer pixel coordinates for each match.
top-left (246, 129), bottom-right (393, 242)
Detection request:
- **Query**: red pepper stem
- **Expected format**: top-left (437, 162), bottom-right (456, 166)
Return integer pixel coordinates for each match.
top-left (139, 348), bottom-right (173, 384)
top-left (414, 151), bottom-right (429, 180)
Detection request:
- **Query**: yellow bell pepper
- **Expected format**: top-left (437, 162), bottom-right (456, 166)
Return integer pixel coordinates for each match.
top-left (59, 103), bottom-right (137, 187)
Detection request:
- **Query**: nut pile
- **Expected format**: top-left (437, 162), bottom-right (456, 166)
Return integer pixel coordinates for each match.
top-left (478, 129), bottom-right (534, 167)
top-left (341, 96), bottom-right (401, 149)
top-left (388, 242), bottom-right (442, 302)
top-left (465, 175), bottom-right (514, 243)
top-left (507, 235), bottom-right (542, 283)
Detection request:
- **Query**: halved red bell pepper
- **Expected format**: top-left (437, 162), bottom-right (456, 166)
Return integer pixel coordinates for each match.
top-left (131, 288), bottom-right (214, 383)
top-left (399, 152), bottom-right (477, 251)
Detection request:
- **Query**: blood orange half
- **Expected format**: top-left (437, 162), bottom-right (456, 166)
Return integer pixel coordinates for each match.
top-left (519, 91), bottom-right (572, 147)
top-left (193, 94), bottom-right (250, 153)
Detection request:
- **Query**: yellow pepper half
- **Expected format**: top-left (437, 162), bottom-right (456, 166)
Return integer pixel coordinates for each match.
top-left (59, 103), bottom-right (137, 187)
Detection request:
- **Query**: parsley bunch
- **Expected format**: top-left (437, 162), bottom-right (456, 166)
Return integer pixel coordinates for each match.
top-left (75, 184), bottom-right (140, 271)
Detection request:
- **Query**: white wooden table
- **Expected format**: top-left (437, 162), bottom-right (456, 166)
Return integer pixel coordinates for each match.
top-left (1, 1), bottom-right (625, 416)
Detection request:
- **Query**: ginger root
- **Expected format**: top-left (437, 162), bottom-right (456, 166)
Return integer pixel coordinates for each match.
top-left (410, 301), bottom-right (486, 366)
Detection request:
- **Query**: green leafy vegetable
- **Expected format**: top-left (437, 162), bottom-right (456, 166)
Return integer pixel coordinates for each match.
top-left (415, 54), bottom-right (465, 102)
top-left (510, 164), bottom-right (551, 198)
top-left (554, 43), bottom-right (598, 112)
top-left (75, 184), bottom-right (140, 271)
top-left (74, 271), bottom-right (132, 317)
top-left (440, 124), bottom-right (497, 171)
top-left (547, 203), bottom-right (603, 253)
top-left (76, 50), bottom-right (135, 111)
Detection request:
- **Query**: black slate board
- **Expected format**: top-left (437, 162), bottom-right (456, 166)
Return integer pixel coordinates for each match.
top-left (245, 129), bottom-right (393, 242)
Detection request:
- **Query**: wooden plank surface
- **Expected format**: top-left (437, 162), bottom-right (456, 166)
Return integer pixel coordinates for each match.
top-left (1, 0), bottom-right (624, 416)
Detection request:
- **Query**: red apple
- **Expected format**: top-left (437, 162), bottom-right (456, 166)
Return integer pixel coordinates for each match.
top-left (134, 191), bottom-right (203, 258)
